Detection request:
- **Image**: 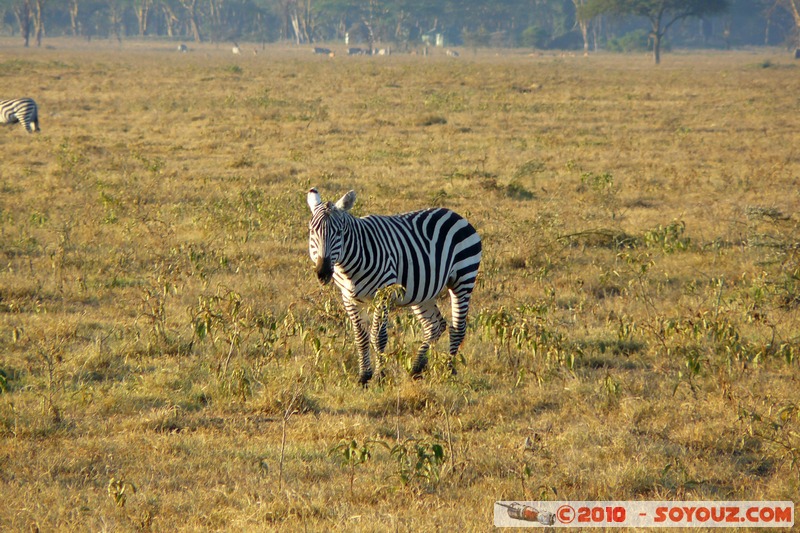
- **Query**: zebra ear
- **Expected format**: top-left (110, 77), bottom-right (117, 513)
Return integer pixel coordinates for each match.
top-left (335, 190), bottom-right (356, 211)
top-left (307, 187), bottom-right (322, 211)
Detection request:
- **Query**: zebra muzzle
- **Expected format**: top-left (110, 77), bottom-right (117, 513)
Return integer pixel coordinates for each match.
top-left (316, 256), bottom-right (333, 285)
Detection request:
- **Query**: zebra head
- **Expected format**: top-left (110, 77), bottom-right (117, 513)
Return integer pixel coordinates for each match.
top-left (307, 188), bottom-right (356, 285)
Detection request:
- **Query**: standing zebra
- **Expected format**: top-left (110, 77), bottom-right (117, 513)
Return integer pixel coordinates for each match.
top-left (307, 188), bottom-right (482, 384)
top-left (0, 98), bottom-right (40, 133)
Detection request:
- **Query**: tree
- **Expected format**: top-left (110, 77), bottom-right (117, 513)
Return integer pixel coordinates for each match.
top-left (160, 0), bottom-right (181, 38)
top-left (581, 0), bottom-right (729, 63)
top-left (133, 0), bottom-right (152, 35)
top-left (67, 0), bottom-right (80, 35)
top-left (32, 0), bottom-right (44, 46)
top-left (768, 0), bottom-right (800, 49)
top-left (573, 0), bottom-right (593, 54)
top-left (179, 0), bottom-right (203, 41)
top-left (11, 0), bottom-right (32, 46)
top-left (108, 0), bottom-right (125, 42)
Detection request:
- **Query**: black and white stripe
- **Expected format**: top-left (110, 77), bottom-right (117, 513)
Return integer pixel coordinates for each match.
top-left (307, 187), bottom-right (482, 384)
top-left (0, 98), bottom-right (40, 133)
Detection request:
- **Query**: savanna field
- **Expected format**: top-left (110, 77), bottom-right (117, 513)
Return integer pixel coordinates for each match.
top-left (1, 39), bottom-right (799, 531)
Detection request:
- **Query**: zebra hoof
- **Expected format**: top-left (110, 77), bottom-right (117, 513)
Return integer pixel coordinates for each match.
top-left (410, 363), bottom-right (426, 380)
top-left (410, 366), bottom-right (426, 378)
top-left (358, 371), bottom-right (373, 386)
top-left (411, 357), bottom-right (428, 377)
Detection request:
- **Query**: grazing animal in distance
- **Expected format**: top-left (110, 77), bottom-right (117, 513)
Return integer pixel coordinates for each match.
top-left (177, 43), bottom-right (188, 53)
top-left (306, 188), bottom-right (482, 384)
top-left (313, 47), bottom-right (334, 57)
top-left (232, 43), bottom-right (241, 55)
top-left (0, 98), bottom-right (40, 133)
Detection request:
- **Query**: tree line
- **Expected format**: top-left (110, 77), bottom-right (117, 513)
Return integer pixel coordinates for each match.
top-left (1, 0), bottom-right (798, 56)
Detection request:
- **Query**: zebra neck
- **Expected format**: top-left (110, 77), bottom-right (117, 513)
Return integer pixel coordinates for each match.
top-left (336, 217), bottom-right (370, 274)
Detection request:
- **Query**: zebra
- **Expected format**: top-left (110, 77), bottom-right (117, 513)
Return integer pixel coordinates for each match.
top-left (1, 98), bottom-right (40, 133)
top-left (306, 187), bottom-right (482, 384)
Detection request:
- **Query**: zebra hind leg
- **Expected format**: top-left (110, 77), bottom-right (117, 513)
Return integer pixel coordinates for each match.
top-left (447, 289), bottom-right (474, 375)
top-left (370, 304), bottom-right (389, 380)
top-left (410, 301), bottom-right (447, 378)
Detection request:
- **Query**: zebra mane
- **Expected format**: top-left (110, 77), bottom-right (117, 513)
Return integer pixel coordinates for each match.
top-left (311, 201), bottom-right (352, 229)
top-left (321, 201), bottom-right (351, 219)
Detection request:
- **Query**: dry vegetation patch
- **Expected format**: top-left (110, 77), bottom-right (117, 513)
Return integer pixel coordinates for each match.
top-left (0, 41), bottom-right (798, 530)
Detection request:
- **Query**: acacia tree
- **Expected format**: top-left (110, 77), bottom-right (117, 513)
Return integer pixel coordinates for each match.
top-left (32, 0), bottom-right (44, 45)
top-left (573, 0), bottom-right (593, 54)
top-left (11, 0), bottom-right (32, 46)
top-left (581, 0), bottom-right (729, 63)
top-left (178, 0), bottom-right (202, 40)
top-left (67, 0), bottom-right (79, 34)
top-left (769, 0), bottom-right (800, 49)
top-left (160, 0), bottom-right (181, 37)
top-left (134, 0), bottom-right (152, 35)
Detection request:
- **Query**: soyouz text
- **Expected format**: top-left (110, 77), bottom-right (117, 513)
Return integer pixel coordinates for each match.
top-left (494, 501), bottom-right (794, 528)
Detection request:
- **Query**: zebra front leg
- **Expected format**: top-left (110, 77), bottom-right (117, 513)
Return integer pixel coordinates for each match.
top-left (370, 303), bottom-right (389, 379)
top-left (344, 299), bottom-right (373, 385)
top-left (410, 301), bottom-right (447, 378)
top-left (447, 288), bottom-right (474, 375)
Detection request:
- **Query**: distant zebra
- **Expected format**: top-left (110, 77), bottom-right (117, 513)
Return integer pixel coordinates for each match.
top-left (313, 47), bottom-right (334, 57)
top-left (1, 98), bottom-right (40, 133)
top-left (307, 188), bottom-right (482, 384)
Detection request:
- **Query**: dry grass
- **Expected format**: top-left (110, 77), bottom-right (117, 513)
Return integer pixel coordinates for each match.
top-left (1, 39), bottom-right (799, 531)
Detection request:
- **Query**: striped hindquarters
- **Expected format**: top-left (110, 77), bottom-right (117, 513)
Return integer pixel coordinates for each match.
top-left (0, 98), bottom-right (40, 133)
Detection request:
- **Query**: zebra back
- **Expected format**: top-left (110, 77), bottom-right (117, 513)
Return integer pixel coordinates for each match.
top-left (352, 208), bottom-right (482, 304)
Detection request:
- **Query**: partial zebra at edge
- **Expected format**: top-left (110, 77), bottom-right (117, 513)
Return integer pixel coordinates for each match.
top-left (0, 98), bottom-right (40, 133)
top-left (306, 187), bottom-right (482, 385)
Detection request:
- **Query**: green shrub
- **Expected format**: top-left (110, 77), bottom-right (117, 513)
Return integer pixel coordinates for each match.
top-left (607, 29), bottom-right (650, 53)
